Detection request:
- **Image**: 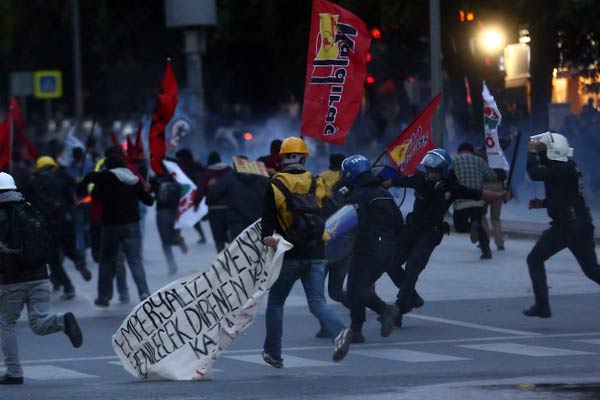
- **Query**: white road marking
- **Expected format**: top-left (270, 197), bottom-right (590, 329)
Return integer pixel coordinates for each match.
top-left (575, 338), bottom-right (600, 345)
top-left (459, 343), bottom-right (596, 357)
top-left (405, 314), bottom-right (539, 336)
top-left (225, 354), bottom-right (337, 368)
top-left (24, 365), bottom-right (98, 380)
top-left (354, 348), bottom-right (469, 363)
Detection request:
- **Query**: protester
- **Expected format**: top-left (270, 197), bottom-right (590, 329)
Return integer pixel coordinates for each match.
top-left (23, 156), bottom-right (91, 300)
top-left (176, 149), bottom-right (207, 244)
top-left (524, 132), bottom-right (600, 318)
top-left (452, 142), bottom-right (497, 259)
top-left (482, 168), bottom-right (507, 251)
top-left (261, 137), bottom-right (352, 368)
top-left (195, 151), bottom-right (233, 252)
top-left (383, 149), bottom-right (507, 326)
top-left (66, 147), bottom-right (94, 260)
top-left (78, 155), bottom-right (154, 307)
top-left (206, 159), bottom-right (269, 239)
top-left (150, 169), bottom-right (188, 275)
top-left (319, 153), bottom-right (346, 200)
top-left (0, 172), bottom-right (82, 384)
top-left (257, 139), bottom-right (283, 175)
top-left (342, 155), bottom-right (405, 343)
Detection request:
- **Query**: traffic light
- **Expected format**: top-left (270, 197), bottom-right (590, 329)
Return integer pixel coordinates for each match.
top-left (370, 28), bottom-right (382, 40)
top-left (366, 75), bottom-right (375, 85)
top-left (459, 10), bottom-right (475, 22)
top-left (366, 52), bottom-right (372, 63)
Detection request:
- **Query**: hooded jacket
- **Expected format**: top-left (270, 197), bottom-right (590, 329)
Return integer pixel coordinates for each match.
top-left (0, 191), bottom-right (49, 284)
top-left (78, 168), bottom-right (154, 226)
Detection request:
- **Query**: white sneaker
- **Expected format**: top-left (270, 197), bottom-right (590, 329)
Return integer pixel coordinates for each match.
top-left (332, 328), bottom-right (353, 362)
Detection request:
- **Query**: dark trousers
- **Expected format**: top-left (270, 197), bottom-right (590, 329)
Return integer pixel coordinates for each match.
top-left (228, 221), bottom-right (249, 241)
top-left (453, 206), bottom-right (490, 252)
top-left (527, 219), bottom-right (600, 306)
top-left (327, 255), bottom-right (351, 308)
top-left (48, 222), bottom-right (81, 293)
top-left (156, 208), bottom-right (180, 272)
top-left (394, 228), bottom-right (443, 310)
top-left (194, 221), bottom-right (206, 241)
top-left (208, 208), bottom-right (229, 252)
top-left (347, 237), bottom-right (401, 331)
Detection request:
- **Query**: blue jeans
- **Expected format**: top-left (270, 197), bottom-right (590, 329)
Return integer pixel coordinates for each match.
top-left (264, 259), bottom-right (345, 358)
top-left (98, 223), bottom-right (149, 302)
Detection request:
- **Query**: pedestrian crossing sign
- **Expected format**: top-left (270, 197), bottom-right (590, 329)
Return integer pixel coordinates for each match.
top-left (33, 70), bottom-right (63, 99)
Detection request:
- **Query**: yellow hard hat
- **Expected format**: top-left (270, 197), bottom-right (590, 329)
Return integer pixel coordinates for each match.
top-left (35, 156), bottom-right (59, 170)
top-left (280, 137), bottom-right (309, 156)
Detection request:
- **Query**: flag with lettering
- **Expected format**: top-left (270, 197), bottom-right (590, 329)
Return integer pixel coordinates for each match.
top-left (482, 83), bottom-right (510, 171)
top-left (300, 0), bottom-right (371, 144)
top-left (149, 60), bottom-right (178, 175)
top-left (112, 221), bottom-right (292, 380)
top-left (386, 93), bottom-right (441, 175)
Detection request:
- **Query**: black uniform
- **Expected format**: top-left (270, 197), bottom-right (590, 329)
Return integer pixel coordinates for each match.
top-left (390, 172), bottom-right (482, 312)
top-left (346, 172), bottom-right (404, 331)
top-left (526, 153), bottom-right (600, 307)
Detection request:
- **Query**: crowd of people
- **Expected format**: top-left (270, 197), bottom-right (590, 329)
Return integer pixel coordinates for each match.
top-left (1, 131), bottom-right (599, 383)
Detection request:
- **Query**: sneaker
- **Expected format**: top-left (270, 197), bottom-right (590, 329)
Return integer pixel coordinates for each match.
top-left (75, 260), bottom-right (92, 282)
top-left (198, 237), bottom-right (207, 244)
top-left (314, 327), bottom-right (328, 338)
top-left (60, 290), bottom-right (75, 300)
top-left (0, 375), bottom-right (23, 385)
top-left (380, 304), bottom-right (399, 338)
top-left (332, 328), bottom-right (353, 362)
top-left (63, 312), bottom-right (83, 348)
top-left (262, 352), bottom-right (283, 369)
top-left (470, 221), bottom-right (480, 244)
top-left (94, 298), bottom-right (109, 308)
top-left (351, 330), bottom-right (365, 343)
top-left (480, 249), bottom-right (493, 260)
top-left (522, 304), bottom-right (552, 318)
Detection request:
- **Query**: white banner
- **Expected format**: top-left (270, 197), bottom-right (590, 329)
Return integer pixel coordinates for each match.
top-left (163, 160), bottom-right (208, 229)
top-left (482, 82), bottom-right (510, 171)
top-left (112, 220), bottom-right (292, 380)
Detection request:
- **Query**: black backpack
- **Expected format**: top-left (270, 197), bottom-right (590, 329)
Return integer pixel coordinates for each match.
top-left (157, 178), bottom-right (182, 209)
top-left (6, 202), bottom-right (53, 267)
top-left (272, 177), bottom-right (325, 247)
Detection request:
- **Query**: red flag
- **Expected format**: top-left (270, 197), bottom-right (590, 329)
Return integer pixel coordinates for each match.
top-left (149, 60), bottom-right (178, 174)
top-left (0, 115), bottom-right (10, 171)
top-left (386, 93), bottom-right (441, 175)
top-left (9, 97), bottom-right (36, 160)
top-left (127, 121), bottom-right (145, 163)
top-left (300, 0), bottom-right (371, 144)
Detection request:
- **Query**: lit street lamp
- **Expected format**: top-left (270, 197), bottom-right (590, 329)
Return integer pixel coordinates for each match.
top-left (478, 26), bottom-right (506, 55)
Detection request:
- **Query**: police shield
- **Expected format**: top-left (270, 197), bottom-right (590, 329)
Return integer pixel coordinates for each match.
top-left (324, 204), bottom-right (358, 263)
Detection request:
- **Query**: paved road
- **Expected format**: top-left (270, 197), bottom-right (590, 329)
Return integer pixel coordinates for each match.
top-left (3, 209), bottom-right (600, 399)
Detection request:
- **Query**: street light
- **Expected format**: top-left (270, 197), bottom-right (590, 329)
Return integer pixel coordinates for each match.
top-left (478, 26), bottom-right (506, 55)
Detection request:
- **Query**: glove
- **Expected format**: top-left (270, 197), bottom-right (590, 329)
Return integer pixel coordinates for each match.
top-left (529, 198), bottom-right (544, 209)
top-left (437, 221), bottom-right (450, 235)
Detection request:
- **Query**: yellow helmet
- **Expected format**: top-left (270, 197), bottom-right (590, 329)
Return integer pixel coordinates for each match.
top-left (35, 156), bottom-right (59, 170)
top-left (280, 137), bottom-right (309, 156)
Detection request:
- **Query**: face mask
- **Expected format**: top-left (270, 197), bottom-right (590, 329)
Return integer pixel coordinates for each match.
top-left (425, 168), bottom-right (442, 182)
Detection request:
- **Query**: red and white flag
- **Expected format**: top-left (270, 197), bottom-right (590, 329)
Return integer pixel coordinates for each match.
top-left (149, 60), bottom-right (178, 175)
top-left (386, 94), bottom-right (441, 175)
top-left (300, 0), bottom-right (371, 144)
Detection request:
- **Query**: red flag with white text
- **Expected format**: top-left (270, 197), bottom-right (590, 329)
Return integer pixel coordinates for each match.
top-left (149, 60), bottom-right (178, 175)
top-left (386, 94), bottom-right (441, 175)
top-left (300, 0), bottom-right (371, 144)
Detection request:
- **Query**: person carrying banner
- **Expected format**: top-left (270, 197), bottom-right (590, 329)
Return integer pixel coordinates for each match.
top-left (0, 172), bottom-right (82, 384)
top-left (341, 155), bottom-right (405, 343)
top-left (524, 132), bottom-right (600, 318)
top-left (261, 136), bottom-right (352, 368)
top-left (383, 149), bottom-right (507, 325)
top-left (452, 142), bottom-right (497, 260)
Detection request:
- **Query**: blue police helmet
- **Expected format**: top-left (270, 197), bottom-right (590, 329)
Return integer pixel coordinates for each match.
top-left (418, 148), bottom-right (452, 177)
top-left (341, 154), bottom-right (372, 183)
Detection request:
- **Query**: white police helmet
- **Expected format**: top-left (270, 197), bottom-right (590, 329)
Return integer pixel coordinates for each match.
top-left (530, 132), bottom-right (574, 162)
top-left (0, 172), bottom-right (16, 190)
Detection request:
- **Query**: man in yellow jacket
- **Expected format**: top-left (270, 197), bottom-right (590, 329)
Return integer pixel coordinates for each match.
top-left (261, 137), bottom-right (352, 368)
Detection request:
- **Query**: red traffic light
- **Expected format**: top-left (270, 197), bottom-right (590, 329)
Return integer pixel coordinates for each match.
top-left (366, 75), bottom-right (375, 84)
top-left (243, 132), bottom-right (253, 141)
top-left (370, 28), bottom-right (382, 40)
top-left (366, 52), bottom-right (372, 63)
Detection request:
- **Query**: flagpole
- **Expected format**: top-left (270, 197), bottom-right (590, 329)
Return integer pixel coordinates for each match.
top-left (371, 149), bottom-right (387, 166)
top-left (8, 108), bottom-right (14, 174)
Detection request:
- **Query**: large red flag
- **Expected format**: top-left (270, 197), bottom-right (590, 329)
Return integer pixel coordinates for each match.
top-left (386, 93), bottom-right (441, 175)
top-left (9, 97), bottom-right (36, 160)
top-left (149, 60), bottom-right (178, 174)
top-left (300, 0), bottom-right (371, 144)
top-left (0, 114), bottom-right (11, 171)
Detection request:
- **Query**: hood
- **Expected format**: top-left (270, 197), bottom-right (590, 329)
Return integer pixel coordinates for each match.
top-left (0, 190), bottom-right (24, 204)
top-left (110, 168), bottom-right (139, 186)
top-left (208, 162), bottom-right (230, 171)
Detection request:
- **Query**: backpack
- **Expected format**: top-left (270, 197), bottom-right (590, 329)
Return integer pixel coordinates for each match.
top-left (157, 178), bottom-right (182, 209)
top-left (6, 202), bottom-right (53, 267)
top-left (272, 177), bottom-right (325, 247)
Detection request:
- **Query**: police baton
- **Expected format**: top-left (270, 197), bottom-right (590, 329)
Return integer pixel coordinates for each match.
top-left (505, 130), bottom-right (522, 202)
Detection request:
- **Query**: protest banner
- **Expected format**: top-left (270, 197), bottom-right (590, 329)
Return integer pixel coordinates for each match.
top-left (232, 156), bottom-right (269, 176)
top-left (112, 220), bottom-right (292, 380)
top-left (482, 82), bottom-right (510, 171)
top-left (163, 159), bottom-right (207, 229)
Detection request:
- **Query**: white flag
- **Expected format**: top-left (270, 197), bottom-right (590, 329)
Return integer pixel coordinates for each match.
top-left (112, 221), bottom-right (292, 380)
top-left (482, 82), bottom-right (510, 171)
top-left (163, 160), bottom-right (208, 229)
